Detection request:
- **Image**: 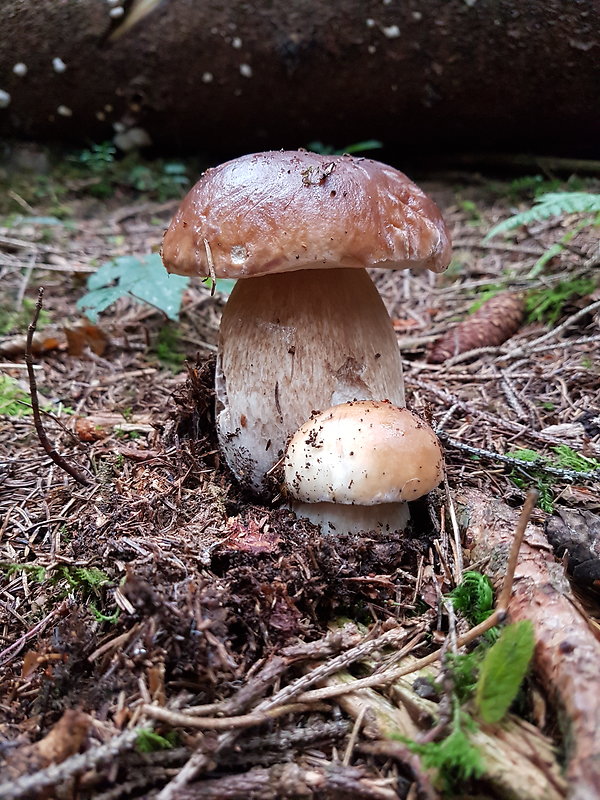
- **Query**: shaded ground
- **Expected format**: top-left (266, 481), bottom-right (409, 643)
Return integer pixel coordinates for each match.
top-left (0, 145), bottom-right (599, 799)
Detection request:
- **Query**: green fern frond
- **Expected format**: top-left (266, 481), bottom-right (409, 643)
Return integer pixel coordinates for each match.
top-left (485, 191), bottom-right (600, 240)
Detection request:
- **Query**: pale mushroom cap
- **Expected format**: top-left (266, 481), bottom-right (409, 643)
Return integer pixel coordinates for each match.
top-left (161, 150), bottom-right (452, 279)
top-left (284, 401), bottom-right (444, 505)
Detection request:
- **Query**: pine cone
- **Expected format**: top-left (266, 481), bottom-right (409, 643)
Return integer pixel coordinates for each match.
top-left (427, 292), bottom-right (525, 363)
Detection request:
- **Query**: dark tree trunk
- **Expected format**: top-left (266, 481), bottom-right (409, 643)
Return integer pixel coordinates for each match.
top-left (0, 0), bottom-right (597, 156)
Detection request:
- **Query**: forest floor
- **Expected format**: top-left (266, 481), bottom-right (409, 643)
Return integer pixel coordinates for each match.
top-left (0, 144), bottom-right (599, 800)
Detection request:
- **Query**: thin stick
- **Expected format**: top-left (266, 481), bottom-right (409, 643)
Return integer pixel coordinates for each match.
top-left (342, 704), bottom-right (368, 767)
top-left (497, 488), bottom-right (538, 610)
top-left (142, 702), bottom-right (319, 730)
top-left (203, 238), bottom-right (216, 297)
top-left (25, 288), bottom-right (91, 487)
top-left (437, 433), bottom-right (600, 482)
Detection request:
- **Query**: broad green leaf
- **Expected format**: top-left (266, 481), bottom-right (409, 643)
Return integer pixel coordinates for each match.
top-left (475, 620), bottom-right (535, 723)
top-left (77, 253), bottom-right (189, 322)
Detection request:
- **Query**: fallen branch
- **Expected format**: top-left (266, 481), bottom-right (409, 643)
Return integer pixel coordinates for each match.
top-left (178, 762), bottom-right (398, 800)
top-left (25, 288), bottom-right (91, 486)
top-left (461, 488), bottom-right (600, 800)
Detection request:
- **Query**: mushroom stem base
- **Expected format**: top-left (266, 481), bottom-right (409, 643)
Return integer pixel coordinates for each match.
top-left (291, 501), bottom-right (410, 536)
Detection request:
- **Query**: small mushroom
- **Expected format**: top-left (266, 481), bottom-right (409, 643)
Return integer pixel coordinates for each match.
top-left (161, 151), bottom-right (451, 494)
top-left (283, 400), bottom-right (444, 535)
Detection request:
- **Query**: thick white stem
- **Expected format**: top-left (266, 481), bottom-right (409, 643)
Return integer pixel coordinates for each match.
top-left (216, 267), bottom-right (404, 494)
top-left (291, 501), bottom-right (410, 536)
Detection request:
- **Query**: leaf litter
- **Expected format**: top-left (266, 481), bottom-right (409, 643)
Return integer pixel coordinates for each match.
top-left (0, 154), bottom-right (599, 798)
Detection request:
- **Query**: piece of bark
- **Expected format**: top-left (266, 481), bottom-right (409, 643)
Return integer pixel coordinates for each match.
top-left (459, 488), bottom-right (600, 800)
top-left (546, 508), bottom-right (600, 593)
top-left (428, 292), bottom-right (525, 363)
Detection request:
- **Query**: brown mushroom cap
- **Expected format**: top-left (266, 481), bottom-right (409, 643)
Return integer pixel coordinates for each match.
top-left (284, 401), bottom-right (444, 506)
top-left (161, 150), bottom-right (451, 279)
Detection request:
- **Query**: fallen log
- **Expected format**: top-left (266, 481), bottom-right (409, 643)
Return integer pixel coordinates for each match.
top-left (0, 1), bottom-right (598, 155)
top-left (460, 488), bottom-right (600, 800)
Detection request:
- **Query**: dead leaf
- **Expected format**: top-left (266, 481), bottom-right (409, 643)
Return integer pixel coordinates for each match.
top-left (225, 517), bottom-right (282, 553)
top-left (5, 709), bottom-right (91, 779)
top-left (64, 323), bottom-right (108, 356)
top-left (74, 412), bottom-right (154, 441)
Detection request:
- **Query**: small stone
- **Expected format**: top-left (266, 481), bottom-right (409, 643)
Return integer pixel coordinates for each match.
top-left (52, 57), bottom-right (67, 73)
top-left (0, 90), bottom-right (11, 108)
top-left (13, 63), bottom-right (28, 77)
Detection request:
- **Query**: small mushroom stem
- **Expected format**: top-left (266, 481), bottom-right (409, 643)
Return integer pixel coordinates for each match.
top-left (291, 501), bottom-right (410, 536)
top-left (216, 267), bottom-right (404, 494)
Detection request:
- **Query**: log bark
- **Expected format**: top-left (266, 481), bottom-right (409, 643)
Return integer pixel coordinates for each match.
top-left (0, 1), bottom-right (598, 155)
top-left (460, 488), bottom-right (600, 800)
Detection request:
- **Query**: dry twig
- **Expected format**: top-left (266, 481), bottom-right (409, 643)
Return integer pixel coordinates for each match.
top-left (24, 288), bottom-right (91, 486)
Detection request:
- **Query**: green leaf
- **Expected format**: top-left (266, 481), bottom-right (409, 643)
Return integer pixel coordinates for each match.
top-left (485, 191), bottom-right (600, 241)
top-left (475, 620), bottom-right (535, 723)
top-left (77, 253), bottom-right (189, 322)
top-left (136, 728), bottom-right (176, 753)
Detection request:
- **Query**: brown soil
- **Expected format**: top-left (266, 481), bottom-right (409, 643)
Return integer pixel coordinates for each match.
top-left (0, 148), bottom-right (599, 799)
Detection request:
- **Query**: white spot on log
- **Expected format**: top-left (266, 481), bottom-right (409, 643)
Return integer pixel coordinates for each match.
top-left (239, 64), bottom-right (253, 78)
top-left (382, 24), bottom-right (400, 38)
top-left (202, 72), bottom-right (214, 83)
top-left (13, 63), bottom-right (28, 77)
top-left (57, 104), bottom-right (72, 117)
top-left (52, 57), bottom-right (67, 73)
top-left (0, 90), bottom-right (11, 108)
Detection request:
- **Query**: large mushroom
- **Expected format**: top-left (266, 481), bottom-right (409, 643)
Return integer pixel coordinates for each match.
top-left (283, 401), bottom-right (444, 535)
top-left (161, 151), bottom-right (451, 494)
